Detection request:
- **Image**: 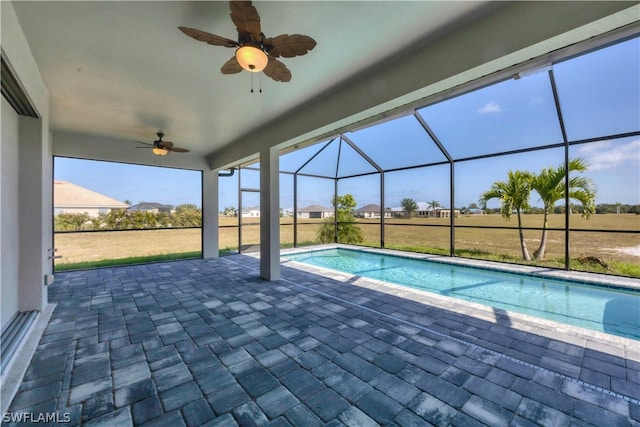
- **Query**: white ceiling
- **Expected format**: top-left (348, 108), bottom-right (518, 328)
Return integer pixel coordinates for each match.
top-left (11, 1), bottom-right (492, 157)
top-left (10, 1), bottom-right (636, 168)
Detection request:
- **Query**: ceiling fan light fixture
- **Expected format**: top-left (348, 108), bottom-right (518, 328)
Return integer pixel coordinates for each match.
top-left (152, 147), bottom-right (169, 156)
top-left (235, 45), bottom-right (268, 72)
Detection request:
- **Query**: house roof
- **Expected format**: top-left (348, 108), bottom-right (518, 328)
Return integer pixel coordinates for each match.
top-left (298, 205), bottom-right (331, 213)
top-left (54, 181), bottom-right (129, 209)
top-left (356, 204), bottom-right (381, 212)
top-left (129, 202), bottom-right (173, 210)
top-left (414, 202), bottom-right (452, 211)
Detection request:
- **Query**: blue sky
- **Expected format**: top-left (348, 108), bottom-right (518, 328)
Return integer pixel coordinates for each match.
top-left (55, 37), bottom-right (639, 210)
top-left (55, 158), bottom-right (202, 207)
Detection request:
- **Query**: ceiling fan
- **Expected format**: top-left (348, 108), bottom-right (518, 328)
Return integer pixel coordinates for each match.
top-left (136, 132), bottom-right (189, 156)
top-left (178, 1), bottom-right (316, 82)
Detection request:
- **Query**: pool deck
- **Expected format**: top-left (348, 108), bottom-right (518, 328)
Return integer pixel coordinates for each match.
top-left (2, 249), bottom-right (639, 426)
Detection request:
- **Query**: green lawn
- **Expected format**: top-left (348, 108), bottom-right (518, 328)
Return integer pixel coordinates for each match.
top-left (55, 214), bottom-right (639, 277)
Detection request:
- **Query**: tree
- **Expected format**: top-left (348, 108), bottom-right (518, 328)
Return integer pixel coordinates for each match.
top-left (89, 215), bottom-right (103, 229)
top-left (530, 158), bottom-right (596, 260)
top-left (102, 209), bottom-right (131, 230)
top-left (317, 194), bottom-right (363, 244)
top-left (173, 204), bottom-right (201, 227)
top-left (479, 170), bottom-right (533, 261)
top-left (463, 202), bottom-right (479, 216)
top-left (130, 211), bottom-right (159, 228)
top-left (427, 200), bottom-right (440, 218)
top-left (400, 198), bottom-right (418, 218)
top-left (54, 212), bottom-right (90, 231)
top-left (156, 212), bottom-right (171, 228)
top-left (222, 206), bottom-right (237, 217)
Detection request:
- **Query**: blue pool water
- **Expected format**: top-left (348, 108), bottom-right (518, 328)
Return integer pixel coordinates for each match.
top-left (285, 248), bottom-right (640, 340)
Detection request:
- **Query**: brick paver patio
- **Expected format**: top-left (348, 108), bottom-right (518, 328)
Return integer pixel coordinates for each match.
top-left (4, 254), bottom-right (639, 426)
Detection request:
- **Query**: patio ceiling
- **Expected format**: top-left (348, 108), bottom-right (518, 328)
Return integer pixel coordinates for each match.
top-left (10, 1), bottom-right (491, 157)
top-left (8, 2), bottom-right (636, 169)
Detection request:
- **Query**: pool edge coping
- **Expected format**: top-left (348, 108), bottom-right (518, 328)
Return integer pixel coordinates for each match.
top-left (275, 244), bottom-right (639, 348)
top-left (280, 244), bottom-right (640, 292)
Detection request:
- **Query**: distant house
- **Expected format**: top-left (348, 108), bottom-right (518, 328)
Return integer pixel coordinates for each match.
top-left (389, 207), bottom-right (406, 218)
top-left (391, 202), bottom-right (460, 218)
top-left (241, 207), bottom-right (260, 218)
top-left (128, 202), bottom-right (173, 214)
top-left (467, 208), bottom-right (484, 215)
top-left (355, 204), bottom-right (392, 219)
top-left (54, 181), bottom-right (129, 217)
top-left (297, 205), bottom-right (333, 219)
top-left (414, 202), bottom-right (433, 217)
top-left (433, 208), bottom-right (460, 218)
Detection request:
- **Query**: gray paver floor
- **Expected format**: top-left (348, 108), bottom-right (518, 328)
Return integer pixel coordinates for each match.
top-left (4, 254), bottom-right (639, 426)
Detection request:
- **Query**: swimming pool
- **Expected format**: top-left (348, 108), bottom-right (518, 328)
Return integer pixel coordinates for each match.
top-left (284, 248), bottom-right (640, 340)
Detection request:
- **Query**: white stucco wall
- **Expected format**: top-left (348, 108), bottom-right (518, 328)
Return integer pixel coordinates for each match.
top-left (18, 117), bottom-right (50, 313)
top-left (202, 170), bottom-right (219, 259)
top-left (1, 97), bottom-right (21, 330)
top-left (1, 1), bottom-right (51, 324)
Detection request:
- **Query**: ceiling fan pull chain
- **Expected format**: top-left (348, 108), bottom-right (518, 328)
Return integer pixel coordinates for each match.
top-left (250, 73), bottom-right (254, 93)
top-left (259, 72), bottom-right (262, 94)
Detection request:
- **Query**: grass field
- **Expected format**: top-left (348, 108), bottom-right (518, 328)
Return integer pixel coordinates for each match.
top-left (55, 229), bottom-right (202, 265)
top-left (55, 214), bottom-right (639, 276)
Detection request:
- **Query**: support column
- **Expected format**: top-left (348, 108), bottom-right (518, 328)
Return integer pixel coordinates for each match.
top-left (260, 147), bottom-right (280, 281)
top-left (18, 116), bottom-right (49, 313)
top-left (202, 170), bottom-right (219, 258)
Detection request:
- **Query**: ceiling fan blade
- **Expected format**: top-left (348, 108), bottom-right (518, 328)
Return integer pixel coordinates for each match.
top-left (158, 141), bottom-right (174, 149)
top-left (178, 27), bottom-right (238, 47)
top-left (229, 1), bottom-right (262, 43)
top-left (169, 147), bottom-right (189, 153)
top-left (221, 57), bottom-right (243, 74)
top-left (264, 34), bottom-right (317, 58)
top-left (134, 140), bottom-right (154, 147)
top-left (263, 57), bottom-right (291, 82)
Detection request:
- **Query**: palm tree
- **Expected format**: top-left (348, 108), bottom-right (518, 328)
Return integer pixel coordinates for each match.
top-left (530, 158), bottom-right (596, 260)
top-left (479, 170), bottom-right (533, 261)
top-left (427, 200), bottom-right (440, 218)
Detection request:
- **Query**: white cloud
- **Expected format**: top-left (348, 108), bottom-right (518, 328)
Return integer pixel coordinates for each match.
top-left (578, 138), bottom-right (640, 171)
top-left (477, 101), bottom-right (503, 114)
top-left (577, 140), bottom-right (612, 154)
